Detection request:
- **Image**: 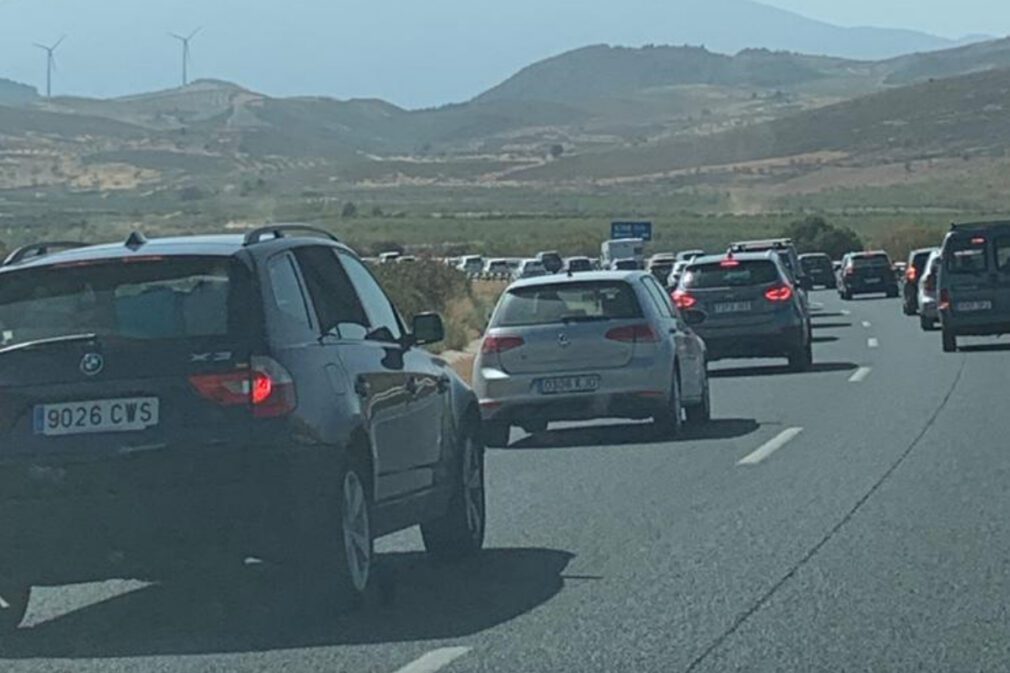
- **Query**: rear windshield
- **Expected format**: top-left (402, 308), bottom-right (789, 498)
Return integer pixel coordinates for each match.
top-left (911, 251), bottom-right (934, 274)
top-left (945, 238), bottom-right (988, 274)
top-left (682, 260), bottom-right (781, 289)
top-left (800, 256), bottom-right (831, 270)
top-left (567, 259), bottom-right (592, 271)
top-left (493, 281), bottom-right (642, 327)
top-left (850, 255), bottom-right (890, 269)
top-left (0, 256), bottom-right (251, 348)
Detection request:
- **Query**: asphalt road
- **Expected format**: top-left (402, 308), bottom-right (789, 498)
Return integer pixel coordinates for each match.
top-left (3, 289), bottom-right (1008, 672)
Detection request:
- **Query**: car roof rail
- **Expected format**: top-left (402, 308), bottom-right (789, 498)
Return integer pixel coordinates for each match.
top-left (243, 223), bottom-right (340, 246)
top-left (3, 241), bottom-right (90, 267)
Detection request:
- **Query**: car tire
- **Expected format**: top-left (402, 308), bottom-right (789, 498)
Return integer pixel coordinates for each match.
top-left (942, 328), bottom-right (957, 353)
top-left (421, 423), bottom-right (485, 560)
top-left (684, 377), bottom-right (711, 426)
top-left (920, 315), bottom-right (935, 331)
top-left (654, 374), bottom-right (683, 438)
top-left (887, 288), bottom-right (899, 298)
top-left (0, 583), bottom-right (29, 632)
top-left (483, 422), bottom-right (510, 448)
top-left (788, 338), bottom-right (813, 372)
top-left (840, 289), bottom-right (852, 301)
top-left (903, 302), bottom-right (916, 316)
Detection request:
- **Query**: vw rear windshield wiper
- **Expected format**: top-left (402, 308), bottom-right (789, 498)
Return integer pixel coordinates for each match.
top-left (0, 333), bottom-right (98, 355)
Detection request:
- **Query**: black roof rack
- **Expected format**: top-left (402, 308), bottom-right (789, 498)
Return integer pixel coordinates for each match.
top-left (243, 224), bottom-right (339, 246)
top-left (3, 241), bottom-right (89, 267)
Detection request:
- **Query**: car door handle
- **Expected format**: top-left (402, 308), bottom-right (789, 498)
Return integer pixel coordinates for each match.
top-left (354, 376), bottom-right (370, 398)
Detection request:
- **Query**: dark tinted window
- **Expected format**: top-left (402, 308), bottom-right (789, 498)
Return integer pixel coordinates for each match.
top-left (682, 260), bottom-right (781, 288)
top-left (567, 259), bottom-right (592, 272)
top-left (800, 255), bottom-right (831, 271)
top-left (0, 256), bottom-right (250, 347)
top-left (268, 253), bottom-right (313, 331)
top-left (338, 252), bottom-right (403, 342)
top-left (850, 255), bottom-right (891, 269)
top-left (996, 237), bottom-right (1010, 271)
top-left (911, 251), bottom-right (934, 275)
top-left (945, 238), bottom-right (988, 274)
top-left (493, 281), bottom-right (642, 327)
top-left (294, 246), bottom-right (370, 340)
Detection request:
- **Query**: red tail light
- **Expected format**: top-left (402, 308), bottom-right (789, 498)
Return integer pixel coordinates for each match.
top-left (481, 335), bottom-right (525, 354)
top-left (189, 356), bottom-right (297, 418)
top-left (939, 288), bottom-right (951, 311)
top-left (605, 324), bottom-right (659, 343)
top-left (906, 266), bottom-right (917, 282)
top-left (672, 290), bottom-right (697, 310)
top-left (764, 284), bottom-right (794, 302)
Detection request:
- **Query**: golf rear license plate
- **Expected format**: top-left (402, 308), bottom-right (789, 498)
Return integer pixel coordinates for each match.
top-left (34, 397), bottom-right (159, 436)
top-left (957, 300), bottom-right (992, 312)
top-left (539, 375), bottom-right (600, 395)
top-left (714, 301), bottom-right (752, 314)
top-left (864, 278), bottom-right (881, 284)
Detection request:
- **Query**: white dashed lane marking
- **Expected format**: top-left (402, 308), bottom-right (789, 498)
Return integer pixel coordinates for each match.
top-left (393, 648), bottom-right (472, 673)
top-left (868, 338), bottom-right (879, 348)
top-left (737, 428), bottom-right (804, 466)
top-left (849, 366), bottom-right (872, 383)
top-left (861, 321), bottom-right (872, 328)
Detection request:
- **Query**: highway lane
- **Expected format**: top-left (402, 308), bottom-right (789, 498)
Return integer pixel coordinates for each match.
top-left (0, 290), bottom-right (1004, 672)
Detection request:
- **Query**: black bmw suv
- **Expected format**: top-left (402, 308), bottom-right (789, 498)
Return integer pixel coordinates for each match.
top-left (0, 226), bottom-right (485, 629)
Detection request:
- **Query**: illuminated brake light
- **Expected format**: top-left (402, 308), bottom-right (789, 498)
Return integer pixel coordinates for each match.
top-left (188, 356), bottom-right (296, 418)
top-left (971, 237), bottom-right (986, 245)
top-left (764, 284), bottom-right (794, 302)
top-left (720, 258), bottom-right (739, 268)
top-left (481, 335), bottom-right (524, 354)
top-left (672, 290), bottom-right (697, 310)
top-left (605, 324), bottom-right (659, 343)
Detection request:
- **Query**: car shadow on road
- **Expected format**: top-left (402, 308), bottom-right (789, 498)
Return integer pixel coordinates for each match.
top-left (708, 362), bottom-right (858, 379)
top-left (810, 311), bottom-right (847, 319)
top-left (811, 335), bottom-right (839, 343)
top-left (811, 321), bottom-right (852, 329)
top-left (0, 548), bottom-right (574, 659)
top-left (957, 342), bottom-right (1010, 353)
top-left (507, 418), bottom-right (760, 450)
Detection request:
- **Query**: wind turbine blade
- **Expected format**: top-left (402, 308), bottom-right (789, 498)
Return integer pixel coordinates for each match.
top-left (187, 26), bottom-right (202, 40)
top-left (169, 32), bottom-right (185, 41)
top-left (53, 34), bottom-right (66, 50)
top-left (33, 43), bottom-right (48, 50)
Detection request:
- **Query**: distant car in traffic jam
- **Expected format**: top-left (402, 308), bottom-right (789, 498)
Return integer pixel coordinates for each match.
top-left (563, 256), bottom-right (594, 274)
top-left (799, 252), bottom-right (836, 289)
top-left (473, 271), bottom-right (710, 446)
top-left (536, 251), bottom-right (564, 274)
top-left (673, 251), bottom-right (813, 371)
top-left (938, 221), bottom-right (1010, 352)
top-left (837, 251), bottom-right (899, 299)
top-left (513, 259), bottom-right (549, 279)
top-left (902, 247), bottom-right (940, 315)
top-left (917, 249), bottom-right (942, 331)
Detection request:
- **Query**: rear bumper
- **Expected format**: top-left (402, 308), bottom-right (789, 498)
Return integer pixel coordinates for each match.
top-left (920, 297), bottom-right (938, 319)
top-left (843, 279), bottom-right (898, 294)
top-left (690, 316), bottom-right (805, 361)
top-left (481, 391), bottom-right (666, 425)
top-left (940, 311), bottom-right (1010, 336)
top-left (0, 442), bottom-right (325, 583)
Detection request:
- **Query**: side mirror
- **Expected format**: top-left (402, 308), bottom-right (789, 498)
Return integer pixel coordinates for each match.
top-left (411, 312), bottom-right (444, 346)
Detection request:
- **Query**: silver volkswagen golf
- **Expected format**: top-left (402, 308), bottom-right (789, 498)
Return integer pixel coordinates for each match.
top-left (472, 271), bottom-right (710, 447)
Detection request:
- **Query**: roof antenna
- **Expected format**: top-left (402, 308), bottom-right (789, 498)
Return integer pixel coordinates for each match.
top-left (125, 231), bottom-right (148, 250)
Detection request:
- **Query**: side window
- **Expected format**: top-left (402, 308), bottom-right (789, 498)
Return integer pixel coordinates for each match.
top-left (338, 252), bottom-right (404, 343)
top-left (995, 237), bottom-right (1010, 271)
top-left (641, 277), bottom-right (675, 318)
top-left (294, 246), bottom-right (370, 340)
top-left (267, 253), bottom-right (313, 332)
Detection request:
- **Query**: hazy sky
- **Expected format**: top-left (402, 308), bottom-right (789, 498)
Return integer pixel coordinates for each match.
top-left (0, 0), bottom-right (1007, 107)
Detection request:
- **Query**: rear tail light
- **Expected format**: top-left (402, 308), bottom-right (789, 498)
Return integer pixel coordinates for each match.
top-left (906, 266), bottom-right (917, 282)
top-left (605, 324), bottom-right (659, 343)
top-left (764, 284), bottom-right (794, 302)
top-left (481, 335), bottom-right (525, 354)
top-left (188, 356), bottom-right (297, 418)
top-left (672, 290), bottom-right (697, 310)
top-left (939, 288), bottom-right (951, 311)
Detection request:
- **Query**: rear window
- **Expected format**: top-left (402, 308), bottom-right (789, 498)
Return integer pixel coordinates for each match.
top-left (945, 238), bottom-right (989, 274)
top-left (850, 255), bottom-right (890, 269)
top-left (911, 251), bottom-right (934, 274)
top-left (0, 256), bottom-right (251, 348)
top-left (681, 260), bottom-right (781, 289)
top-left (567, 259), bottom-right (592, 271)
top-left (800, 256), bottom-right (831, 271)
top-left (493, 281), bottom-right (642, 327)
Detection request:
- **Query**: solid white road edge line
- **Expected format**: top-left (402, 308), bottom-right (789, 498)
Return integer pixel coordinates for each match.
top-left (868, 338), bottom-right (879, 348)
top-left (737, 427), bottom-right (803, 466)
top-left (849, 366), bottom-right (872, 383)
top-left (394, 647), bottom-right (472, 673)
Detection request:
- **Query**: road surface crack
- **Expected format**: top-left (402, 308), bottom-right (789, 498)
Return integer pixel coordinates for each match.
top-left (683, 358), bottom-right (967, 672)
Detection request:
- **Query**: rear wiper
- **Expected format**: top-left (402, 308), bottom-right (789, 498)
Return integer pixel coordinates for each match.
top-left (0, 333), bottom-right (98, 355)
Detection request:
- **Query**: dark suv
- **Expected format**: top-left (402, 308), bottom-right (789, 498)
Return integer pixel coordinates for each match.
top-left (838, 251), bottom-right (899, 299)
top-left (798, 253), bottom-right (836, 289)
top-left (0, 226), bottom-right (484, 629)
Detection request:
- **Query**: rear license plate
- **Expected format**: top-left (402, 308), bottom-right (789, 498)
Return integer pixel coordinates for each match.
top-left (956, 300), bottom-right (992, 312)
top-left (33, 397), bottom-right (159, 436)
top-left (714, 301), bottom-right (752, 314)
top-left (538, 375), bottom-right (600, 395)
top-left (864, 278), bottom-right (881, 284)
